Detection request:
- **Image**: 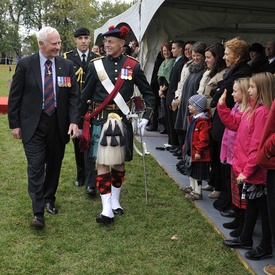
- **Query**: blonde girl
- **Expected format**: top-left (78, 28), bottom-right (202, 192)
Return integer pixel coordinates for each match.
top-left (219, 72), bottom-right (275, 261)
top-left (219, 78), bottom-right (250, 238)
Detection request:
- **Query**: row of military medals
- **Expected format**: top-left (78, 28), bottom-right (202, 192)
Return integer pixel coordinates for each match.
top-left (45, 62), bottom-right (71, 87)
top-left (120, 66), bottom-right (133, 80)
top-left (58, 76), bottom-right (71, 87)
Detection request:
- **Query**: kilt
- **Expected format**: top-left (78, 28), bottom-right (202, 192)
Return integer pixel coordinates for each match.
top-left (90, 118), bottom-right (133, 163)
top-left (185, 161), bottom-right (210, 181)
top-left (231, 169), bottom-right (246, 209)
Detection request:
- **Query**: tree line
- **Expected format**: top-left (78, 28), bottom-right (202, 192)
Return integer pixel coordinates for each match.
top-left (0, 0), bottom-right (135, 61)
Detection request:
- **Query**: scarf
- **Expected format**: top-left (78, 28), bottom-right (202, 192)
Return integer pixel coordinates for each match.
top-left (188, 60), bottom-right (206, 74)
top-left (157, 58), bottom-right (175, 84)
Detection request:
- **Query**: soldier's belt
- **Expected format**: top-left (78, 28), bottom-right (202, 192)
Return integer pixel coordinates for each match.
top-left (93, 101), bottom-right (130, 111)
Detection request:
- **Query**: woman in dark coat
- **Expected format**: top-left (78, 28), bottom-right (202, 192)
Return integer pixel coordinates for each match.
top-left (208, 37), bottom-right (252, 212)
top-left (174, 42), bottom-right (207, 136)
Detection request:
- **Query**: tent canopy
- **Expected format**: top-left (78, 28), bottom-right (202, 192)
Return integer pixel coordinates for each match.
top-left (94, 0), bottom-right (275, 79)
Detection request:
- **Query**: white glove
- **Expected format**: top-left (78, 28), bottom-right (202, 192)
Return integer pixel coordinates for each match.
top-left (78, 129), bottom-right (82, 138)
top-left (137, 118), bottom-right (149, 136)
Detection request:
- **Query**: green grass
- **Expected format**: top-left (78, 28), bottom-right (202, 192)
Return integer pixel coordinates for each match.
top-left (0, 114), bottom-right (252, 275)
top-left (0, 64), bottom-right (15, 97)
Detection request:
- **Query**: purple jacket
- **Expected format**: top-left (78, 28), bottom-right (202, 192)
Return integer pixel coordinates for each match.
top-left (220, 103), bottom-right (239, 165)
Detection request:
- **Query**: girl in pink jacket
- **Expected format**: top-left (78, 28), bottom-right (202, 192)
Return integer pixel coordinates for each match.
top-left (220, 77), bottom-right (250, 238)
top-left (218, 72), bottom-right (275, 261)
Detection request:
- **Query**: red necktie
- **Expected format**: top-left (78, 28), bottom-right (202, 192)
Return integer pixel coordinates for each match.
top-left (44, 60), bottom-right (55, 116)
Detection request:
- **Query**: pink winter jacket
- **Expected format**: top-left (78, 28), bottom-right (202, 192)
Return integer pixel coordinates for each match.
top-left (218, 102), bottom-right (268, 185)
top-left (220, 103), bottom-right (239, 165)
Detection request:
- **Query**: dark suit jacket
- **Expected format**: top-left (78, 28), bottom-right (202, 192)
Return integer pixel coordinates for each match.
top-left (265, 59), bottom-right (275, 74)
top-left (165, 57), bottom-right (184, 106)
top-left (8, 52), bottom-right (80, 144)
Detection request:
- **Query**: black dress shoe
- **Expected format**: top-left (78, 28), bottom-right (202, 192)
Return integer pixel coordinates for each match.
top-left (223, 219), bottom-right (239, 229)
top-left (86, 186), bottom-right (97, 197)
top-left (30, 215), bottom-right (45, 229)
top-left (173, 150), bottom-right (182, 157)
top-left (75, 180), bottom-right (84, 187)
top-left (221, 209), bottom-right (236, 218)
top-left (166, 146), bottom-right (177, 151)
top-left (245, 246), bottom-right (273, 261)
top-left (45, 203), bottom-right (58, 214)
top-left (223, 237), bottom-right (253, 249)
top-left (96, 214), bottom-right (114, 224)
top-left (169, 147), bottom-right (179, 153)
top-left (113, 208), bottom-right (124, 215)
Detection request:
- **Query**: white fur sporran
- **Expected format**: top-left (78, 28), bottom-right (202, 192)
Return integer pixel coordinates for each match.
top-left (97, 113), bottom-right (126, 165)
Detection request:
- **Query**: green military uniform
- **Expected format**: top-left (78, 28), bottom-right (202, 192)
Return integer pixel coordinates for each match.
top-left (64, 49), bottom-right (98, 92)
top-left (81, 54), bottom-right (155, 124)
top-left (81, 54), bottom-right (155, 161)
top-left (81, 25), bottom-right (155, 225)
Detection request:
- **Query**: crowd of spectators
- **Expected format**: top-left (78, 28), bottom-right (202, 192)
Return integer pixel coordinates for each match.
top-left (147, 38), bottom-right (275, 271)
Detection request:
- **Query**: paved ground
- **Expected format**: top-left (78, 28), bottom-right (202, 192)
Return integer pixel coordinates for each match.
top-left (135, 130), bottom-right (273, 275)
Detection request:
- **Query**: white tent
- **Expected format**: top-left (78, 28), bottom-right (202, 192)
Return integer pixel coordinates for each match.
top-left (94, 0), bottom-right (275, 80)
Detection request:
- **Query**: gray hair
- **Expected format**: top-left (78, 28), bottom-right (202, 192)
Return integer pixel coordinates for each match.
top-left (192, 42), bottom-right (207, 55)
top-left (36, 27), bottom-right (58, 44)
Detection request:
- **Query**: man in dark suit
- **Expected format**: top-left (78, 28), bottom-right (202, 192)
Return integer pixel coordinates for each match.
top-left (64, 27), bottom-right (98, 197)
top-left (262, 40), bottom-right (275, 73)
top-left (164, 40), bottom-right (185, 152)
top-left (8, 26), bottom-right (80, 229)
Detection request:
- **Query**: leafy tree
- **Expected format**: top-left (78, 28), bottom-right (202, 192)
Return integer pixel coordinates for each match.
top-left (0, 0), bottom-right (25, 60)
top-left (0, 0), bottom-right (134, 56)
top-left (93, 0), bottom-right (132, 29)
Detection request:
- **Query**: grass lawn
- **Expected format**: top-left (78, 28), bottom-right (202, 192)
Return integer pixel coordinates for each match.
top-left (0, 111), bottom-right (252, 275)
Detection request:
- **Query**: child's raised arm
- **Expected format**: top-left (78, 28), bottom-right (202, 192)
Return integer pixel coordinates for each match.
top-left (218, 89), bottom-right (227, 105)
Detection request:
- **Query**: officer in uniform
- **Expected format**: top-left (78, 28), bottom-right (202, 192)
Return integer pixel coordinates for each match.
top-left (64, 27), bottom-right (98, 197)
top-left (81, 25), bottom-right (155, 224)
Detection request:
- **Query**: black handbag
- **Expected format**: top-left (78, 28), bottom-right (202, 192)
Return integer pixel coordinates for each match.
top-left (183, 154), bottom-right (192, 168)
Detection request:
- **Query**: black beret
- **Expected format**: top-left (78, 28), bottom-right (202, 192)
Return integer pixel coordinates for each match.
top-left (102, 25), bottom-right (130, 39)
top-left (74, 27), bottom-right (90, 38)
top-left (249, 43), bottom-right (264, 54)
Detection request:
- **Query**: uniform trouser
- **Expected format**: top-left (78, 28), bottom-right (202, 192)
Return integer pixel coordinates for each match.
top-left (84, 151), bottom-right (96, 188)
top-left (24, 112), bottom-right (65, 215)
top-left (72, 137), bottom-right (85, 183)
top-left (267, 170), bottom-right (275, 249)
top-left (164, 104), bottom-right (179, 147)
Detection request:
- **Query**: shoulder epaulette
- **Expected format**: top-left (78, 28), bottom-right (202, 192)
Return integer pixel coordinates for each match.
top-left (126, 55), bottom-right (139, 63)
top-left (90, 56), bottom-right (105, 62)
top-left (63, 50), bottom-right (73, 59)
